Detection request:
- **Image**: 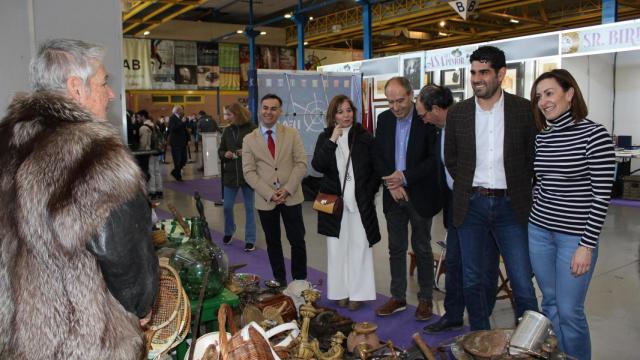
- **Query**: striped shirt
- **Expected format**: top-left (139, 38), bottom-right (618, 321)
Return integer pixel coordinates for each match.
top-left (530, 110), bottom-right (615, 248)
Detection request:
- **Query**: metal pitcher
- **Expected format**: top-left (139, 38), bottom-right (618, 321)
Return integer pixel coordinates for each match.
top-left (509, 310), bottom-right (553, 357)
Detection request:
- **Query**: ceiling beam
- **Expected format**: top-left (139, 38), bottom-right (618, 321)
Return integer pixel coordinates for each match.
top-left (122, 1), bottom-right (155, 21)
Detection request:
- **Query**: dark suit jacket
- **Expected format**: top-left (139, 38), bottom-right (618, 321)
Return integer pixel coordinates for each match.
top-left (167, 114), bottom-right (188, 148)
top-left (373, 107), bottom-right (443, 219)
top-left (444, 92), bottom-right (537, 227)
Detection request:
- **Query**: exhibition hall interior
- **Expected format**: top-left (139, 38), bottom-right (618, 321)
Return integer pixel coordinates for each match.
top-left (1, 1), bottom-right (639, 359)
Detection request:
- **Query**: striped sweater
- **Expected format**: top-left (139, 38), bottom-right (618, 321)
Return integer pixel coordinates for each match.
top-left (530, 110), bottom-right (615, 248)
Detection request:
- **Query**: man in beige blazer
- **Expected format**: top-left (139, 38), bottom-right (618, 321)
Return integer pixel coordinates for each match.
top-left (242, 94), bottom-right (308, 285)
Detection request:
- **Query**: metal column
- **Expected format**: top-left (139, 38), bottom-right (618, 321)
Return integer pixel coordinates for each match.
top-left (357, 0), bottom-right (372, 59)
top-left (244, 0), bottom-right (259, 123)
top-left (602, 0), bottom-right (618, 24)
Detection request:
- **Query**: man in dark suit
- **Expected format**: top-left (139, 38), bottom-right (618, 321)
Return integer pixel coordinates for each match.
top-left (444, 46), bottom-right (539, 331)
top-left (167, 104), bottom-right (188, 181)
top-left (373, 77), bottom-right (443, 321)
top-left (416, 85), bottom-right (500, 333)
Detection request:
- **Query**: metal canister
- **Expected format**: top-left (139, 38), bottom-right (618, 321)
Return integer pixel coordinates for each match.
top-left (509, 310), bottom-right (553, 356)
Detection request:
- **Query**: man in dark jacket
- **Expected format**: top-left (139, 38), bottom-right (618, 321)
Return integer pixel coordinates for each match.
top-left (0, 38), bottom-right (158, 359)
top-left (373, 77), bottom-right (443, 321)
top-left (167, 104), bottom-right (188, 181)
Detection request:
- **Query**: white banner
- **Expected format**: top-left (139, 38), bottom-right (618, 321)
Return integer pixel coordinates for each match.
top-left (424, 45), bottom-right (477, 71)
top-left (122, 38), bottom-right (152, 89)
top-left (561, 20), bottom-right (640, 56)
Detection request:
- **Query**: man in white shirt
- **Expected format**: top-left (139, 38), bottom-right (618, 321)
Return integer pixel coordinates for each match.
top-left (444, 46), bottom-right (539, 330)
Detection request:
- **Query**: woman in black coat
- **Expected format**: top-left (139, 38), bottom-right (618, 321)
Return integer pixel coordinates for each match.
top-left (311, 94), bottom-right (381, 310)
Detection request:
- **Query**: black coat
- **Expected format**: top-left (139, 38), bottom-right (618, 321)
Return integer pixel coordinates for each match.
top-left (311, 123), bottom-right (381, 247)
top-left (218, 121), bottom-right (257, 187)
top-left (167, 113), bottom-right (188, 147)
top-left (373, 107), bottom-right (443, 218)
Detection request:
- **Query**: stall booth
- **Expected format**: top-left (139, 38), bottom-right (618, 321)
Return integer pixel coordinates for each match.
top-left (319, 18), bottom-right (640, 200)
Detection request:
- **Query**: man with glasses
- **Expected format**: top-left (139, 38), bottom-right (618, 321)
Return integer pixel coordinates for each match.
top-left (373, 77), bottom-right (442, 320)
top-left (242, 94), bottom-right (308, 286)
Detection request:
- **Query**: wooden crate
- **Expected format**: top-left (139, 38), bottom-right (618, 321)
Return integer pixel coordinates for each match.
top-left (622, 175), bottom-right (640, 200)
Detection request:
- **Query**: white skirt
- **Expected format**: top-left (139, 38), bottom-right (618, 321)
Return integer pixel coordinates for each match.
top-left (326, 210), bottom-right (376, 301)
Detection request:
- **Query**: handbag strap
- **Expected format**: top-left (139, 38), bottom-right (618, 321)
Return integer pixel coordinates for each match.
top-left (340, 131), bottom-right (355, 196)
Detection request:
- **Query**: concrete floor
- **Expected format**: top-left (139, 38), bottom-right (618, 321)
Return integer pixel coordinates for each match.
top-left (159, 151), bottom-right (640, 359)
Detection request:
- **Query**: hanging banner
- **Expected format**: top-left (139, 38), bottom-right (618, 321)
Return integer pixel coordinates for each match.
top-left (278, 48), bottom-right (297, 70)
top-left (197, 42), bottom-right (218, 66)
top-left (151, 39), bottom-right (175, 89)
top-left (197, 66), bottom-right (219, 89)
top-left (174, 41), bottom-right (198, 65)
top-left (259, 46), bottom-right (279, 69)
top-left (448, 0), bottom-right (479, 20)
top-left (219, 43), bottom-right (240, 91)
top-left (561, 20), bottom-right (640, 56)
top-left (424, 45), bottom-right (477, 71)
top-left (123, 38), bottom-right (152, 89)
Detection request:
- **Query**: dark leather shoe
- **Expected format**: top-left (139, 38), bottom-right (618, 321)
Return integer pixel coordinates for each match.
top-left (222, 235), bottom-right (232, 244)
top-left (423, 316), bottom-right (463, 333)
top-left (376, 298), bottom-right (406, 316)
top-left (415, 299), bottom-right (434, 321)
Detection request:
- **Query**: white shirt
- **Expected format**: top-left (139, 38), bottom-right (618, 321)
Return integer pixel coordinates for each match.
top-left (473, 91), bottom-right (507, 189)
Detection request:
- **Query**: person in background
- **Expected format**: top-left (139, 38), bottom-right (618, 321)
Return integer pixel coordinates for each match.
top-left (218, 103), bottom-right (257, 251)
top-left (529, 69), bottom-right (615, 360)
top-left (139, 110), bottom-right (164, 199)
top-left (416, 85), bottom-right (500, 334)
top-left (136, 110), bottom-right (152, 182)
top-left (311, 95), bottom-right (381, 311)
top-left (157, 116), bottom-right (168, 163)
top-left (373, 77), bottom-right (443, 321)
top-left (167, 104), bottom-right (188, 181)
top-left (445, 45), bottom-right (539, 331)
top-left (242, 94), bottom-right (308, 286)
top-left (0, 38), bottom-right (157, 359)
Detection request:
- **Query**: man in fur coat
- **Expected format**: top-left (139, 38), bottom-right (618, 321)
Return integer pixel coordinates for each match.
top-left (0, 39), bottom-right (158, 359)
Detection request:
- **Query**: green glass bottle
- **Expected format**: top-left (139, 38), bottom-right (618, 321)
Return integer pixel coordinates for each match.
top-left (170, 217), bottom-right (229, 299)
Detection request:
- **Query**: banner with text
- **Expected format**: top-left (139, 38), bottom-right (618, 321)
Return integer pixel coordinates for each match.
top-left (424, 45), bottom-right (477, 71)
top-left (123, 38), bottom-right (152, 89)
top-left (562, 20), bottom-right (640, 56)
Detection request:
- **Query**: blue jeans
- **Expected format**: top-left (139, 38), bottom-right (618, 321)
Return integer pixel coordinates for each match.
top-left (223, 185), bottom-right (256, 244)
top-left (528, 223), bottom-right (598, 360)
top-left (443, 194), bottom-right (500, 323)
top-left (457, 192), bottom-right (538, 330)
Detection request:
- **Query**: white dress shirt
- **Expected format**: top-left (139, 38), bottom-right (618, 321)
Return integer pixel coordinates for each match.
top-left (473, 91), bottom-right (507, 189)
top-left (440, 128), bottom-right (454, 190)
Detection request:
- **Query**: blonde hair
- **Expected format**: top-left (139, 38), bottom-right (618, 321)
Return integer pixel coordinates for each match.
top-left (226, 102), bottom-right (251, 124)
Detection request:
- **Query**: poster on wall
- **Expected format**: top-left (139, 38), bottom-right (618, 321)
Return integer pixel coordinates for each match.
top-left (260, 46), bottom-right (279, 69)
top-left (197, 42), bottom-right (218, 66)
top-left (400, 53), bottom-right (423, 91)
top-left (502, 62), bottom-right (524, 97)
top-left (151, 39), bottom-right (175, 89)
top-left (197, 66), bottom-right (219, 89)
top-left (440, 68), bottom-right (465, 90)
top-left (122, 38), bottom-right (152, 89)
top-left (239, 45), bottom-right (250, 90)
top-left (174, 41), bottom-right (198, 65)
top-left (278, 48), bottom-right (296, 70)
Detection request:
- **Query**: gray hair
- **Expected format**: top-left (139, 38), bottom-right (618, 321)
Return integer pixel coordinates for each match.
top-left (30, 38), bottom-right (105, 92)
top-left (384, 76), bottom-right (412, 95)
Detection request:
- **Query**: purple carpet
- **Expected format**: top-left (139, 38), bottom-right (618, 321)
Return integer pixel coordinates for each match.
top-left (611, 198), bottom-right (640, 208)
top-left (164, 178), bottom-right (243, 204)
top-left (156, 209), bottom-right (468, 353)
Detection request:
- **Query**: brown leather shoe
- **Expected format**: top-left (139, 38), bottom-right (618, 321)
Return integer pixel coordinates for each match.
top-left (376, 298), bottom-right (407, 316)
top-left (337, 298), bottom-right (349, 308)
top-left (348, 301), bottom-right (363, 311)
top-left (415, 299), bottom-right (434, 321)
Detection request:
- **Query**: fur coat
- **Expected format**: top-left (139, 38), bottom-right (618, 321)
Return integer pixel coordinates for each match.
top-left (0, 91), bottom-right (156, 359)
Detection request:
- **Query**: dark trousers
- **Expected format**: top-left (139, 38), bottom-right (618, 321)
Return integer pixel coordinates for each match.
top-left (457, 192), bottom-right (539, 330)
top-left (385, 200), bottom-right (434, 301)
top-left (257, 204), bottom-right (307, 284)
top-left (135, 154), bottom-right (150, 182)
top-left (171, 145), bottom-right (187, 175)
top-left (443, 192), bottom-right (500, 323)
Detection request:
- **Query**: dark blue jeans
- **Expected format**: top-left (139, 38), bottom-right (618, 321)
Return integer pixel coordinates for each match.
top-left (443, 193), bottom-right (500, 323)
top-left (457, 192), bottom-right (538, 330)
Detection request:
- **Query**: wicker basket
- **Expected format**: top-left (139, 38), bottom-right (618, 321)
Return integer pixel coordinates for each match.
top-left (217, 304), bottom-right (277, 360)
top-left (623, 175), bottom-right (640, 200)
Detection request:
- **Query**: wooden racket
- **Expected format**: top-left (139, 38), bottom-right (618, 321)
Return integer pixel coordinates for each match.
top-left (145, 259), bottom-right (183, 358)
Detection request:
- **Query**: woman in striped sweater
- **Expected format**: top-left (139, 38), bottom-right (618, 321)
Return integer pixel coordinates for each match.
top-left (529, 69), bottom-right (615, 360)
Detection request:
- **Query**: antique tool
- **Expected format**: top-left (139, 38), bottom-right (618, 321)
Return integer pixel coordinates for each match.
top-left (412, 333), bottom-right (438, 360)
top-left (314, 332), bottom-right (347, 360)
top-left (194, 192), bottom-right (213, 242)
top-left (356, 340), bottom-right (398, 360)
top-left (347, 322), bottom-right (381, 354)
top-left (168, 203), bottom-right (191, 238)
top-left (294, 289), bottom-right (322, 359)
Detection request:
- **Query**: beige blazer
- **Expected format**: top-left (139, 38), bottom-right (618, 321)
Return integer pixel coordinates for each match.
top-left (242, 122), bottom-right (308, 210)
